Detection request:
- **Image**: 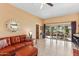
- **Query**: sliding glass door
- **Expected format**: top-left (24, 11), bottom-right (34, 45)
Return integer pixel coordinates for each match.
top-left (45, 23), bottom-right (72, 41)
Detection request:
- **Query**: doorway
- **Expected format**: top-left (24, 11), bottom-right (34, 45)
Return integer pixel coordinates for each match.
top-left (36, 24), bottom-right (39, 39)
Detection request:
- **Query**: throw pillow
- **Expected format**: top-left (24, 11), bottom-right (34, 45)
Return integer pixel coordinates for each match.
top-left (2, 39), bottom-right (8, 48)
top-left (0, 39), bottom-right (8, 49)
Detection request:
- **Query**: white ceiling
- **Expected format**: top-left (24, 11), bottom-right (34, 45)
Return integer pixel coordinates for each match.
top-left (11, 3), bottom-right (79, 19)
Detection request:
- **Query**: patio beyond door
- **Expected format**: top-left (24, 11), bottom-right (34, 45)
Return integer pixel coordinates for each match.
top-left (45, 23), bottom-right (72, 41)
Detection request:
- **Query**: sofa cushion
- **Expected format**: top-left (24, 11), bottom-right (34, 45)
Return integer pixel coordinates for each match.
top-left (12, 43), bottom-right (25, 49)
top-left (10, 36), bottom-right (16, 44)
top-left (19, 35), bottom-right (26, 42)
top-left (5, 37), bottom-right (11, 46)
top-left (10, 36), bottom-right (20, 45)
top-left (15, 36), bottom-right (20, 43)
top-left (0, 46), bottom-right (15, 53)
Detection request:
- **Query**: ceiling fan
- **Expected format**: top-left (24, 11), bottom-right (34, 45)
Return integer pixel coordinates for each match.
top-left (46, 3), bottom-right (54, 6)
top-left (40, 3), bottom-right (53, 9)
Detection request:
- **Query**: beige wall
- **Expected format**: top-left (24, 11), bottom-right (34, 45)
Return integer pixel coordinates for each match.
top-left (0, 3), bottom-right (79, 38)
top-left (43, 13), bottom-right (79, 33)
top-left (0, 4), bottom-right (42, 38)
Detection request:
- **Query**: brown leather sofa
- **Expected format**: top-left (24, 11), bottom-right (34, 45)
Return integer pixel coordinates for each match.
top-left (0, 35), bottom-right (38, 56)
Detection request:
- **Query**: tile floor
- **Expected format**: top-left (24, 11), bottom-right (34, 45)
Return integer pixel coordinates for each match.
top-left (34, 38), bottom-right (74, 56)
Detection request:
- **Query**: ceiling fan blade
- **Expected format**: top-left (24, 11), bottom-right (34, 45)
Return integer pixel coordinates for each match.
top-left (40, 4), bottom-right (43, 9)
top-left (40, 3), bottom-right (45, 9)
top-left (46, 3), bottom-right (53, 6)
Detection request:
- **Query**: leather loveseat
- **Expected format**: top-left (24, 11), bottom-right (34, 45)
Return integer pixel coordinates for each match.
top-left (0, 35), bottom-right (38, 56)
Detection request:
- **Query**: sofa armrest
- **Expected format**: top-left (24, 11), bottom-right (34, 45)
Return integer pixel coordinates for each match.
top-left (24, 38), bottom-right (34, 46)
top-left (25, 38), bottom-right (33, 42)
